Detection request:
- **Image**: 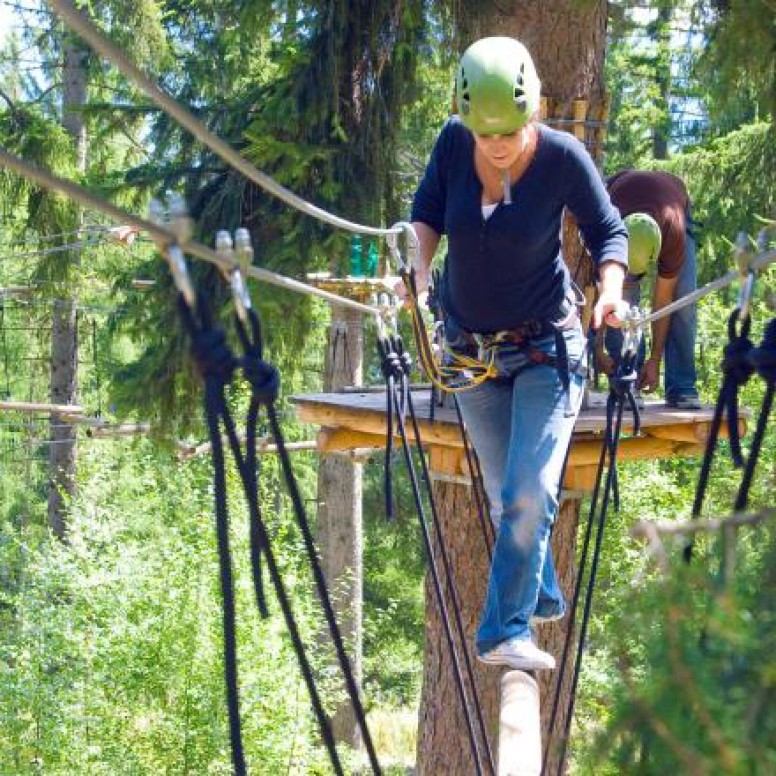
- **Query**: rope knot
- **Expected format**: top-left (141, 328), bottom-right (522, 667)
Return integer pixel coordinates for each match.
top-left (398, 349), bottom-right (413, 376)
top-left (723, 334), bottom-right (755, 385)
top-left (241, 357), bottom-right (280, 404)
top-left (610, 362), bottom-right (638, 400)
top-left (380, 351), bottom-right (403, 380)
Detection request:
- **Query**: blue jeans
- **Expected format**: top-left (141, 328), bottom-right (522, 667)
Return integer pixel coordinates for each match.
top-left (664, 226), bottom-right (698, 400)
top-left (605, 216), bottom-right (698, 399)
top-left (450, 325), bottom-right (586, 653)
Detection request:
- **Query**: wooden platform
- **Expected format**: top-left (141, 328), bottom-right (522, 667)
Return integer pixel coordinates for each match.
top-left (292, 388), bottom-right (734, 493)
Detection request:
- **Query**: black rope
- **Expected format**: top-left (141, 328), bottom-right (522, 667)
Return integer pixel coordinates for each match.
top-left (382, 345), bottom-right (396, 521)
top-left (235, 309), bottom-right (382, 776)
top-left (543, 350), bottom-right (640, 776)
top-left (179, 298), bottom-right (350, 775)
top-left (734, 317), bottom-right (776, 511)
top-left (398, 337), bottom-right (495, 775)
top-left (686, 308), bottom-right (754, 561)
top-left (378, 333), bottom-right (493, 776)
top-left (177, 294), bottom-right (246, 775)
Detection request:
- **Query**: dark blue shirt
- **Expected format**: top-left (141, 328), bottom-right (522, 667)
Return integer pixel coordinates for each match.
top-left (411, 117), bottom-right (628, 333)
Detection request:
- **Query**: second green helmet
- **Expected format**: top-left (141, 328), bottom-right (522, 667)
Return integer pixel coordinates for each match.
top-left (456, 36), bottom-right (541, 135)
top-left (624, 213), bottom-right (662, 275)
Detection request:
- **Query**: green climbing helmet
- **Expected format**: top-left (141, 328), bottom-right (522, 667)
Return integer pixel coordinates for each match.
top-left (455, 36), bottom-right (541, 136)
top-left (624, 212), bottom-right (662, 276)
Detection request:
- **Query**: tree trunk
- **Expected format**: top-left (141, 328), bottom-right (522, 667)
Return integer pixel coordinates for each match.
top-left (316, 305), bottom-right (365, 747)
top-left (417, 476), bottom-right (500, 776)
top-left (417, 4), bottom-right (608, 774)
top-left (48, 37), bottom-right (87, 539)
top-left (417, 476), bottom-right (581, 775)
top-left (652, 4), bottom-right (671, 160)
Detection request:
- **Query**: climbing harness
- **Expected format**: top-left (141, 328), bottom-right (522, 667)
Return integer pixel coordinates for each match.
top-left (543, 308), bottom-right (643, 776)
top-left (378, 330), bottom-right (495, 776)
top-left (386, 223), bottom-right (498, 393)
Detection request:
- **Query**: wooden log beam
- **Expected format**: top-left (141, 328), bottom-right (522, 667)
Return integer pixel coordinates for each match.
top-left (307, 413), bottom-right (465, 449)
top-left (499, 671), bottom-right (542, 775)
top-left (0, 400), bottom-right (84, 414)
top-left (177, 436), bottom-right (318, 459)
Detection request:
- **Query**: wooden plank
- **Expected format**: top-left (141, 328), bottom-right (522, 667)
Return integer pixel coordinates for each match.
top-left (292, 389), bottom-right (722, 438)
top-left (318, 427), bottom-right (386, 452)
top-left (568, 437), bottom-right (704, 467)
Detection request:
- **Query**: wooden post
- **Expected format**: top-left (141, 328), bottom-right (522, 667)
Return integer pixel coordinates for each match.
top-left (316, 304), bottom-right (365, 747)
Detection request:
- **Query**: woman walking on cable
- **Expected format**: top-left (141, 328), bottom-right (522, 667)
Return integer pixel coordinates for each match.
top-left (400, 37), bottom-right (628, 670)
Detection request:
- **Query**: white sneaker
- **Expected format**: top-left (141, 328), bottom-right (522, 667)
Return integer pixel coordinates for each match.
top-left (477, 638), bottom-right (556, 671)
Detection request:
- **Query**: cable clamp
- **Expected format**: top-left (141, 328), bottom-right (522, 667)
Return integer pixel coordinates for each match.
top-left (165, 244), bottom-right (196, 309)
top-left (734, 231), bottom-right (757, 323)
top-left (619, 304), bottom-right (644, 360)
top-left (386, 221), bottom-right (420, 274)
top-left (216, 229), bottom-right (253, 323)
top-left (149, 194), bottom-right (197, 308)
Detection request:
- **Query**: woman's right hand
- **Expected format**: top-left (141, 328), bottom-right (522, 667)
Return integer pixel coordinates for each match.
top-left (393, 266), bottom-right (430, 307)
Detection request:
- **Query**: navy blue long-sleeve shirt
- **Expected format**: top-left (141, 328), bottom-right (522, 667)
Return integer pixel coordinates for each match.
top-left (411, 117), bottom-right (628, 333)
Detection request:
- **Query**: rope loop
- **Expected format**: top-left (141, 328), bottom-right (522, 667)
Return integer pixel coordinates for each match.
top-left (379, 342), bottom-right (404, 381)
top-left (178, 295), bottom-right (236, 386)
top-left (727, 304), bottom-right (752, 341)
top-left (749, 318), bottom-right (776, 383)
top-left (723, 309), bottom-right (755, 387)
top-left (720, 308), bottom-right (755, 467)
top-left (392, 334), bottom-right (414, 377)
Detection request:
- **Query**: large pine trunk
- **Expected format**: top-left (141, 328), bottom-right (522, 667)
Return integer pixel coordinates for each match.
top-left (417, 4), bottom-right (609, 774)
top-left (48, 37), bottom-right (87, 539)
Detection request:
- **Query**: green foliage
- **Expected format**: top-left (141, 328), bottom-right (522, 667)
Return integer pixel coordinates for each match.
top-left (362, 462), bottom-right (425, 708)
top-left (0, 438), bottom-right (352, 774)
top-left (0, 109), bottom-right (80, 288)
top-left (693, 0), bottom-right (775, 130)
top-left (660, 121), bottom-right (775, 282)
top-left (584, 527), bottom-right (776, 774)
